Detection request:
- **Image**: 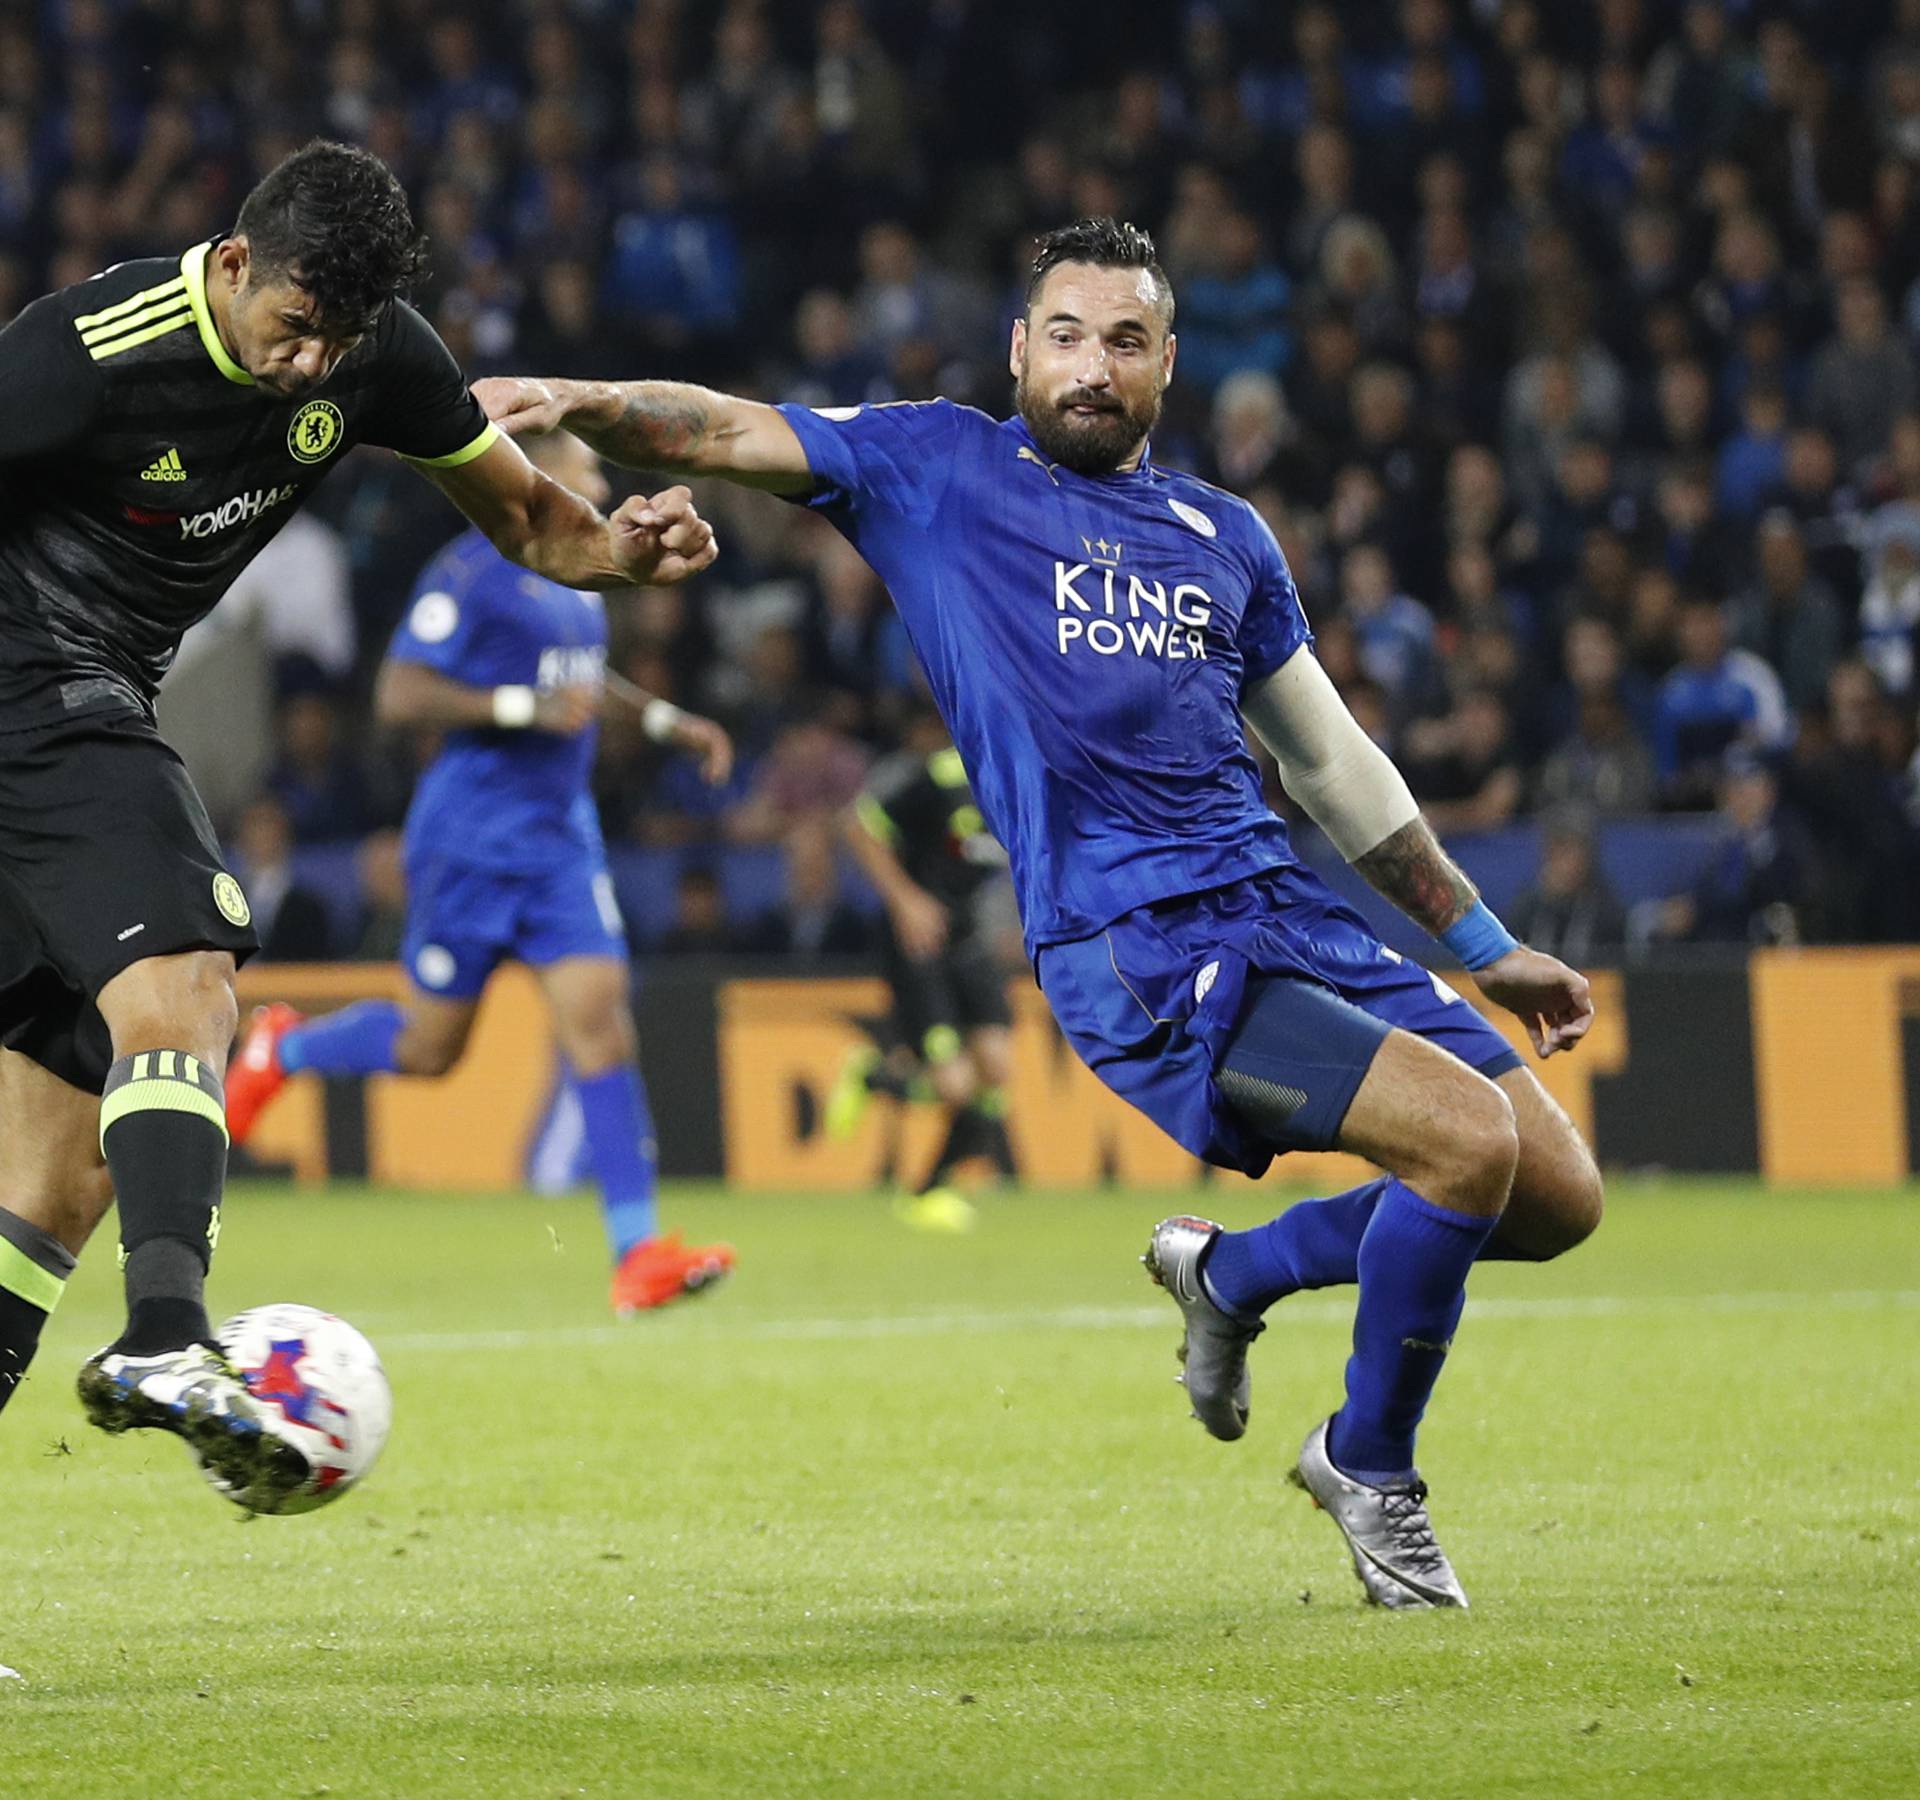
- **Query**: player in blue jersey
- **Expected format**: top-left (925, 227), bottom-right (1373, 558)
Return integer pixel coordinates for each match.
top-left (476, 218), bottom-right (1603, 1609)
top-left (226, 430), bottom-right (738, 1313)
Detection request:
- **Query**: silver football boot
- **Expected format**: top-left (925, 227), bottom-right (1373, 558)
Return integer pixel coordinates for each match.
top-left (78, 1343), bottom-right (311, 1514)
top-left (1288, 1416), bottom-right (1469, 1609)
top-left (1141, 1215), bottom-right (1263, 1441)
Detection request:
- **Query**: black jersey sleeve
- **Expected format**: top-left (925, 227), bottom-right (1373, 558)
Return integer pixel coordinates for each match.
top-left (357, 301), bottom-right (498, 467)
top-left (0, 294), bottom-right (105, 461)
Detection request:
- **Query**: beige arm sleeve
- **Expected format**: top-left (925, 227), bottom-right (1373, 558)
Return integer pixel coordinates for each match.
top-left (1241, 645), bottom-right (1420, 862)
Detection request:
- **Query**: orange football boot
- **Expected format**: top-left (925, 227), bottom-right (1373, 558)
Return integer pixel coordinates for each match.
top-left (609, 1232), bottom-right (736, 1314)
top-left (225, 1003), bottom-right (305, 1145)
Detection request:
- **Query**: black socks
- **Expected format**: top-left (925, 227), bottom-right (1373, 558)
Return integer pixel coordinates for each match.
top-left (99, 1051), bottom-right (228, 1355)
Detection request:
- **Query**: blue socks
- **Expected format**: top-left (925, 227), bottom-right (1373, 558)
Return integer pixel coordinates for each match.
top-left (1204, 1177), bottom-right (1501, 1481)
top-left (1202, 1174), bottom-right (1535, 1319)
top-left (1203, 1178), bottom-right (1393, 1317)
top-left (573, 1064), bottom-right (659, 1259)
top-left (279, 1001), bottom-right (404, 1076)
top-left (1328, 1179), bottom-right (1499, 1483)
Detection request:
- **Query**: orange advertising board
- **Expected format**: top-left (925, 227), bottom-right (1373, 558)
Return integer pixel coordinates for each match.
top-left (1748, 947), bottom-right (1920, 1185)
top-left (235, 963), bottom-right (553, 1189)
top-left (233, 954), bottom-right (1920, 1192)
top-left (715, 970), bottom-right (1626, 1194)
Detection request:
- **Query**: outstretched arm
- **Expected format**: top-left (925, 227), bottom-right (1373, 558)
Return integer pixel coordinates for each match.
top-left (415, 434), bottom-right (718, 590)
top-left (474, 377), bottom-right (815, 494)
top-left (1243, 646), bottom-right (1592, 1056)
top-left (377, 659), bottom-right (735, 787)
top-left (600, 669), bottom-right (735, 785)
top-left (376, 659), bottom-right (600, 735)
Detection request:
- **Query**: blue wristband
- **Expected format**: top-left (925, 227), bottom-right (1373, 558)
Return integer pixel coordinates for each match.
top-left (1440, 901), bottom-right (1518, 971)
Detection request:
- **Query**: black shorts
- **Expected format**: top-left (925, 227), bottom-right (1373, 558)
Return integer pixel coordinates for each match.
top-left (0, 715), bottom-right (258, 1093)
top-left (882, 927), bottom-right (1011, 1064)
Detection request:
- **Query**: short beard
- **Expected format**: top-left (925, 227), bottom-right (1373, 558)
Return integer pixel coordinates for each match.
top-left (1015, 369), bottom-right (1162, 475)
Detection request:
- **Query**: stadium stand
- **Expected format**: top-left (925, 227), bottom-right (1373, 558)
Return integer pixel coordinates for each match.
top-left (11, 0), bottom-right (1920, 953)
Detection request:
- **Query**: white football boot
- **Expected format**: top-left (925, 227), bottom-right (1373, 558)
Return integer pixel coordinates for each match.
top-left (78, 1343), bottom-right (311, 1513)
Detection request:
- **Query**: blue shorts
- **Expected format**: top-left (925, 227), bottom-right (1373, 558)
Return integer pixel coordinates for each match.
top-left (401, 851), bottom-right (626, 1001)
top-left (1035, 866), bottom-right (1522, 1179)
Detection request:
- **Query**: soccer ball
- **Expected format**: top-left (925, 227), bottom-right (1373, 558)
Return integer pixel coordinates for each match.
top-left (213, 1304), bottom-right (393, 1515)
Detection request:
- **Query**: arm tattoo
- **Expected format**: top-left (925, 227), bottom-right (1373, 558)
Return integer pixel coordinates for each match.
top-left (579, 383), bottom-right (715, 470)
top-left (1351, 816), bottom-right (1479, 936)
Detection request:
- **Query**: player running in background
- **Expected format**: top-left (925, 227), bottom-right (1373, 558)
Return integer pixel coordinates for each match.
top-left (0, 141), bottom-right (715, 1509)
top-left (827, 708), bottom-right (1019, 1233)
top-left (477, 218), bottom-right (1602, 1610)
top-left (226, 430), bottom-right (737, 1314)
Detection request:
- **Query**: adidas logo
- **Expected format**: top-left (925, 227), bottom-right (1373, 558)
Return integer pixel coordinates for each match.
top-left (140, 448), bottom-right (186, 483)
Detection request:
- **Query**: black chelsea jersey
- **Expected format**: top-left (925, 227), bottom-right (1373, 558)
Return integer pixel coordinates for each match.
top-left (858, 745), bottom-right (1009, 932)
top-left (0, 241), bottom-right (495, 732)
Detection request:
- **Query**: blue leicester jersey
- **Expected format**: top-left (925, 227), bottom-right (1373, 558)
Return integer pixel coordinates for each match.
top-left (389, 528), bottom-right (607, 873)
top-left (778, 400), bottom-right (1312, 952)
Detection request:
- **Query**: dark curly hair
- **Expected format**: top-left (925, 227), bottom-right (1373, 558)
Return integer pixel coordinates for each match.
top-left (234, 140), bottom-right (429, 332)
top-left (1025, 217), bottom-right (1174, 326)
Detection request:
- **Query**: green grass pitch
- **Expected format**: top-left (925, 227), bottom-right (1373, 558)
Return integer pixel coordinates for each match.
top-left (3, 1178), bottom-right (1916, 1798)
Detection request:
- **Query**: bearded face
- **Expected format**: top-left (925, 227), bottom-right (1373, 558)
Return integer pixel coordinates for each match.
top-left (1010, 262), bottom-right (1175, 476)
top-left (1014, 362), bottom-right (1166, 474)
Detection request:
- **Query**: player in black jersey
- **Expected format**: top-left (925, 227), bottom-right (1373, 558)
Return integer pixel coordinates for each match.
top-left (0, 141), bottom-right (717, 1509)
top-left (830, 710), bottom-right (1019, 1232)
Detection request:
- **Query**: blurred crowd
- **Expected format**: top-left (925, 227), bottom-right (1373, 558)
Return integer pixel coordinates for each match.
top-left (13, 0), bottom-right (1920, 952)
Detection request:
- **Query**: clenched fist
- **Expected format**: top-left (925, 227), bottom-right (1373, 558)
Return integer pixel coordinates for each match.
top-left (609, 486), bottom-right (718, 587)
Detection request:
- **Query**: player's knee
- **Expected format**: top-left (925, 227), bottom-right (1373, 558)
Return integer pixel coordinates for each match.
top-left (412, 1042), bottom-right (458, 1078)
top-left (1547, 1155), bottom-right (1605, 1257)
top-left (399, 1024), bottom-right (468, 1077)
top-left (1469, 1081), bottom-right (1521, 1197)
top-left (930, 1055), bottom-right (976, 1108)
top-left (557, 998), bottom-right (634, 1076)
top-left (102, 950), bottom-right (237, 1064)
top-left (393, 1011), bottom-right (471, 1077)
top-left (204, 979), bottom-right (240, 1058)
top-left (970, 1032), bottom-right (1012, 1088)
top-left (1417, 1077), bottom-right (1517, 1217)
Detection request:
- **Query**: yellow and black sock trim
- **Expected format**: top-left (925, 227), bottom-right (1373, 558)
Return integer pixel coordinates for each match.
top-left (0, 1210), bottom-right (76, 1414)
top-left (0, 1209), bottom-right (75, 1319)
top-left (100, 1050), bottom-right (229, 1150)
top-left (101, 1053), bottom-right (228, 1278)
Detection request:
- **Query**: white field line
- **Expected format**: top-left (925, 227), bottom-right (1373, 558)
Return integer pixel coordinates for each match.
top-left (374, 1288), bottom-right (1920, 1355)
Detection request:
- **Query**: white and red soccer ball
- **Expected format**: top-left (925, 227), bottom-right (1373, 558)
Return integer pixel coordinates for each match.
top-left (214, 1304), bottom-right (392, 1514)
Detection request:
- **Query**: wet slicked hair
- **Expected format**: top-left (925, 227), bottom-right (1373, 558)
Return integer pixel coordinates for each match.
top-left (235, 139), bottom-right (429, 333)
top-left (1025, 217), bottom-right (1174, 326)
